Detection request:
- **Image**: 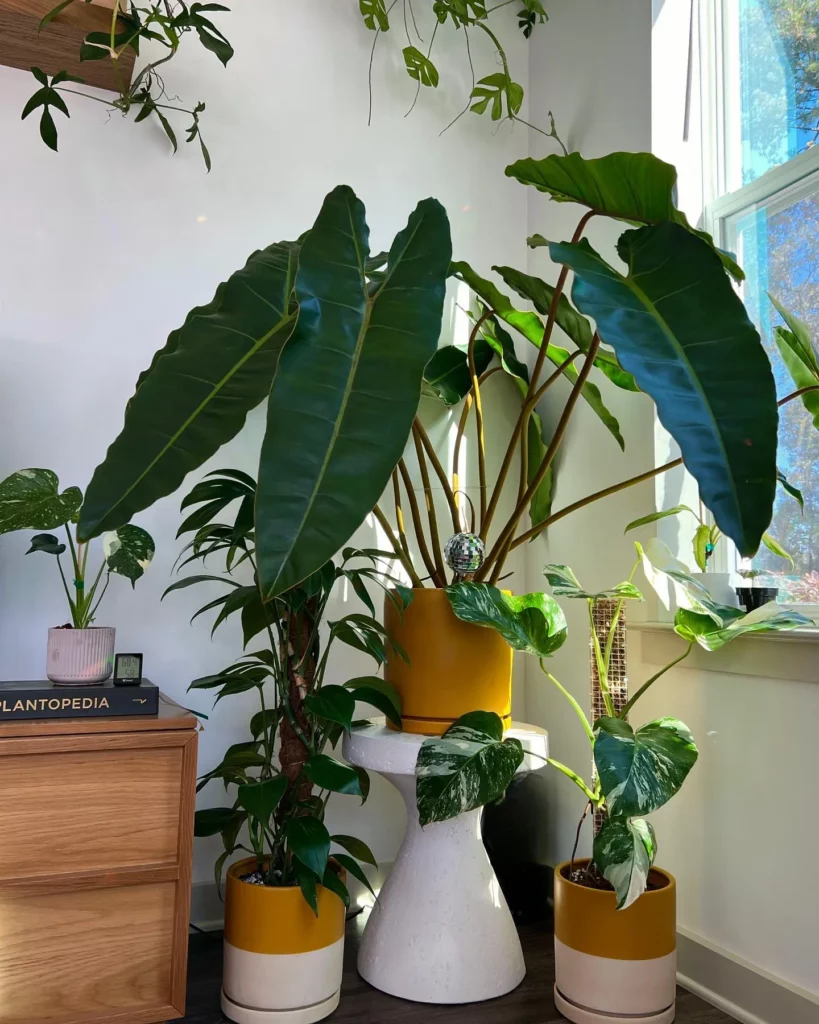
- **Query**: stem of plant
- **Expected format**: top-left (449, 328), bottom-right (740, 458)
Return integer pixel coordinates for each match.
top-left (372, 503), bottom-right (423, 587)
top-left (619, 643), bottom-right (694, 718)
top-left (570, 800), bottom-right (592, 877)
top-left (452, 366), bottom-right (502, 513)
top-left (539, 661), bottom-right (594, 744)
top-left (413, 418), bottom-right (460, 533)
top-left (528, 750), bottom-right (599, 805)
top-left (397, 459), bottom-right (443, 586)
top-left (392, 472), bottom-right (415, 574)
top-left (588, 600), bottom-right (615, 717)
top-left (466, 309), bottom-right (494, 532)
top-left (412, 426), bottom-right (448, 584)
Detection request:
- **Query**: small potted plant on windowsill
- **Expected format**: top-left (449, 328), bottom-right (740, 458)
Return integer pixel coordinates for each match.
top-left (0, 468), bottom-right (154, 683)
top-left (736, 568), bottom-right (781, 612)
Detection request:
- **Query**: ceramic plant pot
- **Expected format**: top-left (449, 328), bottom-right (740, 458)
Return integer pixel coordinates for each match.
top-left (735, 586), bottom-right (779, 613)
top-left (690, 571), bottom-right (737, 607)
top-left (221, 857), bottom-right (346, 1024)
top-left (46, 626), bottom-right (115, 684)
top-left (553, 859), bottom-right (677, 1024)
top-left (383, 588), bottom-right (513, 736)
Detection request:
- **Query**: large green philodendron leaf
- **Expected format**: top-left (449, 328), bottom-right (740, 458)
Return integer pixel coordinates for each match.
top-left (256, 187), bottom-right (451, 597)
top-left (415, 711), bottom-right (524, 826)
top-left (102, 523), bottom-right (155, 585)
top-left (421, 338), bottom-right (493, 406)
top-left (770, 295), bottom-right (819, 429)
top-left (505, 150), bottom-right (743, 281)
top-left (593, 816), bottom-right (657, 911)
top-left (594, 716), bottom-right (698, 818)
top-left (543, 563), bottom-right (643, 602)
top-left (674, 602), bottom-right (813, 651)
top-left (446, 581), bottom-right (567, 657)
top-left (493, 265), bottom-right (639, 392)
top-left (636, 538), bottom-right (726, 625)
top-left (552, 224), bottom-right (778, 557)
top-left (77, 241), bottom-right (301, 541)
top-left (0, 469), bottom-right (82, 534)
top-left (451, 261), bottom-right (624, 449)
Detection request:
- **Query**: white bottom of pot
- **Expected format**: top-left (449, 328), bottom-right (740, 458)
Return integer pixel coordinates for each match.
top-left (221, 989), bottom-right (340, 1024)
top-left (554, 986), bottom-right (675, 1024)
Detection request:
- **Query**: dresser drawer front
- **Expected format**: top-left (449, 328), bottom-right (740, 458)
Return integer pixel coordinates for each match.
top-left (0, 747), bottom-right (182, 874)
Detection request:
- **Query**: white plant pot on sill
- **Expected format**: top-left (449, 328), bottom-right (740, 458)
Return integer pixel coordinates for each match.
top-left (46, 627), bottom-right (116, 684)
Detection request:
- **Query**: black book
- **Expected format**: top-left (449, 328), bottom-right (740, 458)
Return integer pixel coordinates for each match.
top-left (0, 680), bottom-right (159, 720)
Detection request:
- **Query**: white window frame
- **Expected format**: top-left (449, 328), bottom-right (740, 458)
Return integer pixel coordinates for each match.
top-left (697, 0), bottom-right (819, 600)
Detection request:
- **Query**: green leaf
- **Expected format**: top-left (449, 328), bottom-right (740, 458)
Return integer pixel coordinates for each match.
top-left (446, 582), bottom-right (567, 657)
top-left (416, 711), bottom-right (524, 826)
top-left (26, 532), bottom-right (66, 556)
top-left (303, 754), bottom-right (364, 797)
top-left (551, 225), bottom-right (777, 556)
top-left (347, 684), bottom-right (401, 727)
top-left (193, 806), bottom-right (240, 837)
top-left (772, 307), bottom-right (819, 429)
top-left (625, 505), bottom-right (698, 533)
top-left (304, 686), bottom-right (356, 734)
top-left (542, 564), bottom-right (643, 602)
top-left (331, 834), bottom-right (377, 867)
top-left (637, 538), bottom-right (725, 625)
top-left (493, 265), bottom-right (639, 392)
top-left (163, 574), bottom-right (242, 598)
top-left (777, 469), bottom-right (804, 510)
top-left (506, 150), bottom-right (743, 281)
top-left (321, 864), bottom-right (350, 908)
top-left (359, 0), bottom-right (390, 30)
top-left (31, 66), bottom-right (49, 86)
top-left (470, 73), bottom-right (523, 120)
top-left (422, 341), bottom-right (492, 406)
top-left (102, 523), bottom-right (155, 585)
top-left (292, 858), bottom-right (319, 915)
top-left (344, 677), bottom-right (401, 716)
top-left (594, 717), bottom-right (698, 818)
top-left (77, 240), bottom-right (300, 541)
top-left (286, 817), bottom-right (331, 880)
top-left (674, 602), bottom-right (813, 651)
top-left (593, 816), bottom-right (656, 910)
top-left (452, 261), bottom-right (624, 448)
top-left (249, 707), bottom-right (279, 739)
top-left (39, 0), bottom-right (78, 30)
top-left (761, 532), bottom-right (793, 567)
top-left (237, 775), bottom-right (287, 824)
top-left (256, 187), bottom-right (450, 597)
top-left (403, 45), bottom-right (439, 87)
top-left (692, 524), bottom-right (711, 572)
top-left (332, 852), bottom-right (378, 900)
top-left (0, 469), bottom-right (82, 534)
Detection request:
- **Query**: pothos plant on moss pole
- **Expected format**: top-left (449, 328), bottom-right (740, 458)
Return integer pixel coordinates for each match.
top-left (0, 468), bottom-right (154, 682)
top-left (22, 1), bottom-right (232, 165)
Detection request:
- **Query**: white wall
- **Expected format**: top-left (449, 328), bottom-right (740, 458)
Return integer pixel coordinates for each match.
top-left (524, 0), bottom-right (819, 1006)
top-left (0, 0), bottom-right (530, 881)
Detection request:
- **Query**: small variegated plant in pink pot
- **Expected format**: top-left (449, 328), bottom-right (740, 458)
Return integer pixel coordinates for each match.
top-left (0, 469), bottom-right (155, 684)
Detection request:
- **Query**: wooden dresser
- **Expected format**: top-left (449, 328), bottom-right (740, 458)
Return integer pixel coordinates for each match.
top-left (0, 695), bottom-right (198, 1024)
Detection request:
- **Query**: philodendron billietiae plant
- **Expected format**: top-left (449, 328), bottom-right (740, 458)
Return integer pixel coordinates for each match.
top-left (416, 549), bottom-right (812, 909)
top-left (0, 468), bottom-right (154, 627)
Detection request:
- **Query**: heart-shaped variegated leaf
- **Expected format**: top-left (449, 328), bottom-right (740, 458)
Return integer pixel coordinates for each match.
top-left (674, 602), bottom-right (813, 651)
top-left (636, 539), bottom-right (725, 625)
top-left (445, 582), bottom-right (567, 658)
top-left (594, 717), bottom-right (698, 818)
top-left (102, 524), bottom-right (155, 585)
top-left (543, 564), bottom-right (643, 602)
top-left (593, 815), bottom-right (657, 910)
top-left (415, 711), bottom-right (524, 826)
top-left (0, 469), bottom-right (82, 534)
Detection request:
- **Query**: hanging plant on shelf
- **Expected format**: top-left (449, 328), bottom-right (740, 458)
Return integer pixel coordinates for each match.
top-left (361, 0), bottom-right (563, 143)
top-left (21, 1), bottom-right (233, 168)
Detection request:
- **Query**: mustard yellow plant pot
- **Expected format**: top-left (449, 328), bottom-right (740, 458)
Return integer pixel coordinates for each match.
top-left (384, 588), bottom-right (513, 736)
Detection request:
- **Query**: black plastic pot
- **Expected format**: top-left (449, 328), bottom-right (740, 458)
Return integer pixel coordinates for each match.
top-left (735, 586), bottom-right (779, 612)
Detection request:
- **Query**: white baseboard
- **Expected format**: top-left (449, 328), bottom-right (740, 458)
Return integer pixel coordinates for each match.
top-left (676, 927), bottom-right (819, 1024)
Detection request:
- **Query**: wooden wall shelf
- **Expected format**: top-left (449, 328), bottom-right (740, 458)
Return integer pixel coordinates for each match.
top-left (0, 0), bottom-right (135, 92)
top-left (0, 695), bottom-right (198, 1024)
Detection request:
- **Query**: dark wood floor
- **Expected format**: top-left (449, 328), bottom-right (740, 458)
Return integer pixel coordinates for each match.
top-left (180, 910), bottom-right (736, 1023)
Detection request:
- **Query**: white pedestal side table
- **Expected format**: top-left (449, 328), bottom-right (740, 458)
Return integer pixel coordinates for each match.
top-left (342, 720), bottom-right (548, 1004)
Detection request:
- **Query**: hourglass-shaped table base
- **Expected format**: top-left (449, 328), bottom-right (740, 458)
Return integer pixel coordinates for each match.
top-left (342, 721), bottom-right (548, 1005)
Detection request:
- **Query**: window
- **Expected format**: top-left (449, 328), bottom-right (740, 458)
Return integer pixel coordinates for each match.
top-left (700, 0), bottom-right (819, 604)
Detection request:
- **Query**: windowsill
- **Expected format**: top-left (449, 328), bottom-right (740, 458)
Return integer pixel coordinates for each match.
top-left (631, 622), bottom-right (819, 684)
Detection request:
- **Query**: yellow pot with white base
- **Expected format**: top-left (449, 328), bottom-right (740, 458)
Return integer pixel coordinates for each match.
top-left (553, 859), bottom-right (677, 1024)
top-left (221, 858), bottom-right (346, 1024)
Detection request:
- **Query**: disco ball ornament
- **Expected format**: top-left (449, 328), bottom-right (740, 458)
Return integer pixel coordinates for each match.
top-left (444, 532), bottom-right (485, 579)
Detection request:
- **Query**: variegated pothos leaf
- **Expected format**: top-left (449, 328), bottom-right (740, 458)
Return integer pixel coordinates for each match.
top-left (593, 816), bottom-right (656, 910)
top-left (102, 524), bottom-right (155, 585)
top-left (594, 716), bottom-right (698, 818)
top-left (542, 564), bottom-right (643, 602)
top-left (415, 711), bottom-right (524, 826)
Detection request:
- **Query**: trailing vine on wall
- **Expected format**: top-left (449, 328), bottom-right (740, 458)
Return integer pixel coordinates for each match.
top-left (362, 0), bottom-right (562, 142)
top-left (22, 1), bottom-right (233, 168)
